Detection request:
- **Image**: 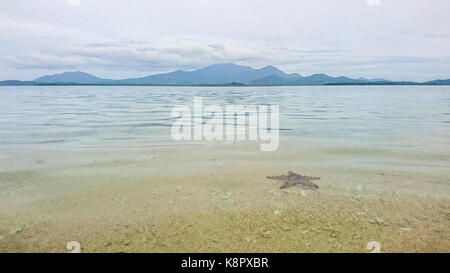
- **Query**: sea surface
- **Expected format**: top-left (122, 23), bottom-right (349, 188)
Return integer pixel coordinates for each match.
top-left (1, 85), bottom-right (449, 148)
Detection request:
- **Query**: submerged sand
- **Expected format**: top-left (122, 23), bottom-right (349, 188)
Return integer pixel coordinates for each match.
top-left (0, 138), bottom-right (449, 252)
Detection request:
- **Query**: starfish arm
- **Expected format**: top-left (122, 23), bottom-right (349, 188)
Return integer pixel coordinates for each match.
top-left (267, 175), bottom-right (289, 181)
top-left (306, 176), bottom-right (320, 180)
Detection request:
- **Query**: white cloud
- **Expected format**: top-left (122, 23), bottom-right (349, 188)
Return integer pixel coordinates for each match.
top-left (67, 0), bottom-right (81, 6)
top-left (366, 0), bottom-right (381, 6)
top-left (2, 40), bottom-right (264, 72)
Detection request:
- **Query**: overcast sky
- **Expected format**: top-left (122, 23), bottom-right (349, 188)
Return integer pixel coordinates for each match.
top-left (1, 0), bottom-right (449, 81)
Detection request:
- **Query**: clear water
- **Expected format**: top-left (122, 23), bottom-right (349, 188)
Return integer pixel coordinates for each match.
top-left (1, 85), bottom-right (449, 149)
top-left (0, 86), bottom-right (449, 253)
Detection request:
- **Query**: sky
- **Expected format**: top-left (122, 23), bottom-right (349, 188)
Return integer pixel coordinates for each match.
top-left (1, 0), bottom-right (449, 81)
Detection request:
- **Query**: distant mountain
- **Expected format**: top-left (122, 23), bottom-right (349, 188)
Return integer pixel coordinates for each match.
top-left (248, 74), bottom-right (301, 85)
top-left (34, 71), bottom-right (112, 84)
top-left (117, 63), bottom-right (300, 85)
top-left (357, 77), bottom-right (389, 82)
top-left (0, 80), bottom-right (35, 86)
top-left (250, 73), bottom-right (365, 85)
top-left (0, 63), bottom-right (449, 86)
top-left (423, 79), bottom-right (450, 85)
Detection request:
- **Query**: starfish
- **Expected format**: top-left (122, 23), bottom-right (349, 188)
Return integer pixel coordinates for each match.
top-left (267, 171), bottom-right (320, 189)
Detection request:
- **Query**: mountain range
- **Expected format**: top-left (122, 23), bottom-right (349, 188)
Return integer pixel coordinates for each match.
top-left (1, 63), bottom-right (449, 86)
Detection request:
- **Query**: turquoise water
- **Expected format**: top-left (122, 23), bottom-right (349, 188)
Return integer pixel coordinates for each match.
top-left (0, 86), bottom-right (449, 149)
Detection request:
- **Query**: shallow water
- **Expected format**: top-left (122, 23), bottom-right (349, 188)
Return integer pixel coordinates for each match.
top-left (0, 85), bottom-right (449, 170)
top-left (0, 85), bottom-right (449, 252)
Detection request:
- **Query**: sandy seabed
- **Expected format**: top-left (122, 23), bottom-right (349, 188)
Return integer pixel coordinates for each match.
top-left (0, 138), bottom-right (449, 252)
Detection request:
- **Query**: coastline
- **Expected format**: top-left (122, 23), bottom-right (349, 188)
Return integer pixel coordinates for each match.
top-left (2, 82), bottom-right (450, 86)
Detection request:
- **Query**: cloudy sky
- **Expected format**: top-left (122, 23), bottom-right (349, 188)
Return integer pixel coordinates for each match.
top-left (1, 0), bottom-right (449, 81)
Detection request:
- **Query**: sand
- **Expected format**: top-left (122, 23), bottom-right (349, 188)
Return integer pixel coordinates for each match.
top-left (0, 138), bottom-right (449, 252)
